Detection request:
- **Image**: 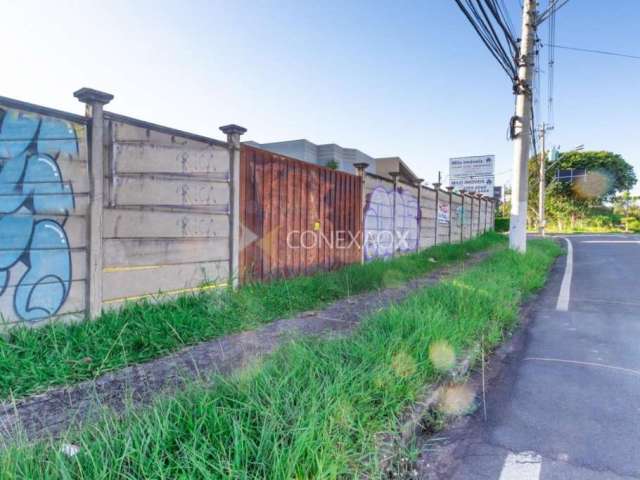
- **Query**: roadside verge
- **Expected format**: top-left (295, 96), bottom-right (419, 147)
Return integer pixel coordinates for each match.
top-left (0, 238), bottom-right (560, 479)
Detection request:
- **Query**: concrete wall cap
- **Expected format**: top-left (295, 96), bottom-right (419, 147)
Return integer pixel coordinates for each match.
top-left (73, 88), bottom-right (114, 105)
top-left (219, 124), bottom-right (248, 136)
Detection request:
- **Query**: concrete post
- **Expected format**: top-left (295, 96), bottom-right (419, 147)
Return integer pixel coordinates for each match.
top-left (433, 182), bottom-right (441, 246)
top-left (446, 186), bottom-right (454, 244)
top-left (74, 88), bottom-right (113, 319)
top-left (459, 189), bottom-right (466, 243)
top-left (469, 192), bottom-right (475, 238)
top-left (354, 162), bottom-right (369, 263)
top-left (509, 0), bottom-right (537, 252)
top-left (476, 193), bottom-right (482, 237)
top-left (220, 124), bottom-right (247, 288)
top-left (389, 172), bottom-right (400, 257)
top-left (484, 196), bottom-right (489, 232)
top-left (415, 178), bottom-right (424, 251)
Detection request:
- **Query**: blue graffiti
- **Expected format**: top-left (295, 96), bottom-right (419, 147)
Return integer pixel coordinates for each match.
top-left (0, 108), bottom-right (76, 322)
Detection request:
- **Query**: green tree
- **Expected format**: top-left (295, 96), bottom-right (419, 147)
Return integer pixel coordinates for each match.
top-left (528, 150), bottom-right (636, 230)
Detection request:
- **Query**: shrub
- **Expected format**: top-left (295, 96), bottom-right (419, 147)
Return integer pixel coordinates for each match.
top-left (495, 216), bottom-right (509, 232)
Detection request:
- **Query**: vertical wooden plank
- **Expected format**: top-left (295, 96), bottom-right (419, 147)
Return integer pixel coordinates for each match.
top-left (310, 168), bottom-right (319, 273)
top-left (335, 172), bottom-right (344, 267)
top-left (355, 176), bottom-right (362, 263)
top-left (262, 150), bottom-right (272, 279)
top-left (278, 157), bottom-right (287, 278)
top-left (285, 158), bottom-right (293, 276)
top-left (348, 175), bottom-right (356, 264)
top-left (301, 162), bottom-right (307, 274)
top-left (256, 149), bottom-right (265, 281)
top-left (239, 147), bottom-right (247, 283)
top-left (318, 168), bottom-right (326, 270)
top-left (270, 157), bottom-right (280, 278)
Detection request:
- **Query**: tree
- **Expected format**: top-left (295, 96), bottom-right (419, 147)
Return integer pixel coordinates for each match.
top-left (550, 150), bottom-right (636, 203)
top-left (528, 150), bottom-right (636, 229)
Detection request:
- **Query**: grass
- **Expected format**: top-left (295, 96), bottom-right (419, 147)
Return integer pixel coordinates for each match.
top-left (0, 238), bottom-right (561, 479)
top-left (0, 233), bottom-right (505, 401)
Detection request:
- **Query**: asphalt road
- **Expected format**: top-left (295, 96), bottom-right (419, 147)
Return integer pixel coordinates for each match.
top-left (419, 234), bottom-right (640, 480)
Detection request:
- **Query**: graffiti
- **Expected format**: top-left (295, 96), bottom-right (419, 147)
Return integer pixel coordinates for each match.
top-left (0, 108), bottom-right (77, 322)
top-left (363, 185), bottom-right (419, 260)
top-left (455, 206), bottom-right (465, 226)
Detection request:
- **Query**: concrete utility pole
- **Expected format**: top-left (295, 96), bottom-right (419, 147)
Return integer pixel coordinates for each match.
top-left (509, 0), bottom-right (538, 253)
top-left (538, 123), bottom-right (552, 236)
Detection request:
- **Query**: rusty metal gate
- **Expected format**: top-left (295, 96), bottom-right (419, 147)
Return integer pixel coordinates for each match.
top-left (240, 145), bottom-right (362, 283)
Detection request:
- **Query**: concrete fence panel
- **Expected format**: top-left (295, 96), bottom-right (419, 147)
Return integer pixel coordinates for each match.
top-left (101, 113), bottom-right (232, 309)
top-left (0, 90), bottom-right (495, 328)
top-left (0, 98), bottom-right (90, 327)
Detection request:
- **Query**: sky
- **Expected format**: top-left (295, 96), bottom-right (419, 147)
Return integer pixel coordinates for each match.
top-left (3, 0), bottom-right (639, 193)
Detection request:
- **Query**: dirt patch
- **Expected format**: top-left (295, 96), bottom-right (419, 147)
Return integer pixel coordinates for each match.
top-left (0, 251), bottom-right (494, 446)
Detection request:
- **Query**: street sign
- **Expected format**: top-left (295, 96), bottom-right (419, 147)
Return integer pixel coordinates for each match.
top-left (449, 155), bottom-right (495, 194)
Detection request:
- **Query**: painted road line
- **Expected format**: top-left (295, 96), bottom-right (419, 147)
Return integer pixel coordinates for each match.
top-left (581, 240), bottom-right (640, 244)
top-left (524, 357), bottom-right (640, 378)
top-left (499, 451), bottom-right (542, 480)
top-left (556, 237), bottom-right (573, 311)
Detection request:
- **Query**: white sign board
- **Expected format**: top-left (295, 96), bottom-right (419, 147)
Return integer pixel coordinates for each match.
top-left (437, 202), bottom-right (450, 224)
top-left (449, 155), bottom-right (495, 195)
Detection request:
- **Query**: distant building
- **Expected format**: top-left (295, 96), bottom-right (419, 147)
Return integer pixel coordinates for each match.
top-left (246, 139), bottom-right (420, 184)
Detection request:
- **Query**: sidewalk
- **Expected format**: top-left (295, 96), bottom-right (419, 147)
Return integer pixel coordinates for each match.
top-left (0, 250), bottom-right (493, 445)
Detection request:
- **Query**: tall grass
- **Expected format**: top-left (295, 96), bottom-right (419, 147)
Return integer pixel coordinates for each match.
top-left (0, 239), bottom-right (561, 479)
top-left (0, 233), bottom-right (504, 401)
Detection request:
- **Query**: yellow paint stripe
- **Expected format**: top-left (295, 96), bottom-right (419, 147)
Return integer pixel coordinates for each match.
top-left (103, 283), bottom-right (228, 305)
top-left (103, 265), bottom-right (162, 273)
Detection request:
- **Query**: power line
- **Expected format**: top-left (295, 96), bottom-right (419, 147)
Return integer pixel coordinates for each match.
top-left (454, 0), bottom-right (518, 81)
top-left (546, 43), bottom-right (640, 60)
top-left (546, 0), bottom-right (557, 127)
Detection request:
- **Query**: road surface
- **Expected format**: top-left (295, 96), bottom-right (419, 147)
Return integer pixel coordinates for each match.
top-left (419, 234), bottom-right (640, 480)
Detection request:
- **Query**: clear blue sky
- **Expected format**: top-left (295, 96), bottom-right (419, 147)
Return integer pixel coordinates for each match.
top-left (3, 0), bottom-right (638, 192)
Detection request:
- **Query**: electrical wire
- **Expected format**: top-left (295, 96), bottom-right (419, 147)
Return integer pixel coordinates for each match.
top-left (544, 43), bottom-right (640, 60)
top-left (454, 0), bottom-right (519, 81)
top-left (547, 0), bottom-right (556, 127)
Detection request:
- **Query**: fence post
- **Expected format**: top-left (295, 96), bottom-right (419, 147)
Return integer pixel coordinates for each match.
top-left (484, 196), bottom-right (488, 232)
top-left (73, 88), bottom-right (113, 319)
top-left (447, 186), bottom-right (454, 244)
top-left (220, 124), bottom-right (247, 288)
top-left (476, 193), bottom-right (482, 236)
top-left (415, 179), bottom-right (424, 251)
top-left (354, 163), bottom-right (369, 263)
top-left (433, 182), bottom-right (441, 246)
top-left (469, 192), bottom-right (475, 238)
top-left (389, 172), bottom-right (400, 257)
top-left (459, 189), bottom-right (466, 243)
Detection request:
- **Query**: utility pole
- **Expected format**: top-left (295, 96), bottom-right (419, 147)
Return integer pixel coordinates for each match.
top-left (538, 123), bottom-right (552, 236)
top-left (509, 0), bottom-right (537, 253)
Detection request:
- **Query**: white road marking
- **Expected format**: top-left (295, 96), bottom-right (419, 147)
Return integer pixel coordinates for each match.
top-left (556, 237), bottom-right (573, 311)
top-left (581, 240), bottom-right (640, 244)
top-left (499, 451), bottom-right (542, 480)
top-left (524, 357), bottom-right (640, 378)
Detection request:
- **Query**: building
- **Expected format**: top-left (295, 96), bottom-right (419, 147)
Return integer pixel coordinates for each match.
top-left (246, 139), bottom-right (420, 184)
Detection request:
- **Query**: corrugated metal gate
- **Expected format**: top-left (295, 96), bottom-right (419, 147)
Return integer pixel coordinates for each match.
top-left (240, 145), bottom-right (362, 283)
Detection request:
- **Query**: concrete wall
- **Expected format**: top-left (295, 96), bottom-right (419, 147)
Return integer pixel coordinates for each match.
top-left (0, 91), bottom-right (495, 328)
top-left (101, 114), bottom-right (232, 309)
top-left (0, 94), bottom-right (235, 329)
top-left (362, 173), bottom-right (494, 261)
top-left (0, 100), bottom-right (90, 326)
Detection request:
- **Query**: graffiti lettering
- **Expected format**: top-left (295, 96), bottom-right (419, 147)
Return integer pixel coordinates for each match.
top-left (0, 108), bottom-right (76, 322)
top-left (363, 186), bottom-right (419, 260)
